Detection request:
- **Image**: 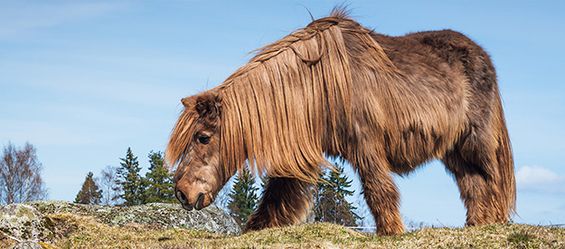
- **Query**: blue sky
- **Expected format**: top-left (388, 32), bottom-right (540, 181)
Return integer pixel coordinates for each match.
top-left (1, 1), bottom-right (564, 227)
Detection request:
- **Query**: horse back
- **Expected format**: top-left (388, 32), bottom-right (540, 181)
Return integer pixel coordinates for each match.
top-left (346, 30), bottom-right (499, 173)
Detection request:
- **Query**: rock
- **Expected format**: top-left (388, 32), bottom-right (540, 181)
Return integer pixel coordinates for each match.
top-left (28, 201), bottom-right (241, 234)
top-left (12, 241), bottom-right (42, 249)
top-left (0, 204), bottom-right (48, 243)
top-left (1, 201), bottom-right (240, 247)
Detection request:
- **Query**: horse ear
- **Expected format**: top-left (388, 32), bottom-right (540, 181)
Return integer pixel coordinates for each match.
top-left (181, 96), bottom-right (194, 107)
top-left (195, 93), bottom-right (221, 121)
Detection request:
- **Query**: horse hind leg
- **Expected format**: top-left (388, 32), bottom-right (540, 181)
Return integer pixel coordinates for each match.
top-left (442, 124), bottom-right (515, 226)
top-left (244, 177), bottom-right (314, 232)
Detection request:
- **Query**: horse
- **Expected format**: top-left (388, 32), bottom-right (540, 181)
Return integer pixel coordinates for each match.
top-left (165, 8), bottom-right (515, 235)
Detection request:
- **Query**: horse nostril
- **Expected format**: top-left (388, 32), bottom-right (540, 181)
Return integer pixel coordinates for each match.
top-left (176, 190), bottom-right (187, 204)
top-left (195, 192), bottom-right (205, 210)
top-left (176, 190), bottom-right (194, 211)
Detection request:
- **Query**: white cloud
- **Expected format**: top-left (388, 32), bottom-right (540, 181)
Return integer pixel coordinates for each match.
top-left (515, 166), bottom-right (565, 194)
top-left (516, 165), bottom-right (561, 186)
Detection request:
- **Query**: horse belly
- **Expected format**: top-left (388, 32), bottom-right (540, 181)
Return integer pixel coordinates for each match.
top-left (381, 84), bottom-right (468, 174)
top-left (383, 124), bottom-right (452, 175)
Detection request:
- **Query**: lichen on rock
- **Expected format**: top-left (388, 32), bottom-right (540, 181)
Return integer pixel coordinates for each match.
top-left (1, 201), bottom-right (240, 247)
top-left (0, 203), bottom-right (51, 243)
top-left (27, 201), bottom-right (241, 234)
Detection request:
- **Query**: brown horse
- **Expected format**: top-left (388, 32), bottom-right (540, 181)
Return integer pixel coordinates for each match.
top-left (166, 9), bottom-right (515, 235)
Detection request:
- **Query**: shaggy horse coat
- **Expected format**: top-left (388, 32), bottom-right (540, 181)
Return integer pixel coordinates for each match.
top-left (166, 9), bottom-right (515, 235)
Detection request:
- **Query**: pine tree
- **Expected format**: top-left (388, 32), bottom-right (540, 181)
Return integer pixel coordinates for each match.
top-left (314, 164), bottom-right (359, 226)
top-left (144, 151), bottom-right (175, 203)
top-left (114, 147), bottom-right (144, 206)
top-left (228, 167), bottom-right (259, 227)
top-left (74, 172), bottom-right (102, 205)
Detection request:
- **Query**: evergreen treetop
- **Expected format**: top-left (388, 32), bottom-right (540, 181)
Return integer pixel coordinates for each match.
top-left (74, 171), bottom-right (103, 205)
top-left (114, 147), bottom-right (144, 206)
top-left (144, 151), bottom-right (175, 203)
top-left (314, 164), bottom-right (359, 226)
top-left (228, 167), bottom-right (259, 227)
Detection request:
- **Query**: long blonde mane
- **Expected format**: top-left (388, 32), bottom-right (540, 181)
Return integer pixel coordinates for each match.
top-left (211, 9), bottom-right (396, 182)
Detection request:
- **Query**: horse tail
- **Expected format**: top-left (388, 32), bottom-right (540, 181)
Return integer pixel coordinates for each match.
top-left (494, 94), bottom-right (516, 216)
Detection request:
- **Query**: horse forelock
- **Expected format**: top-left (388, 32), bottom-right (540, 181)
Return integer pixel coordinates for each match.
top-left (165, 103), bottom-right (199, 170)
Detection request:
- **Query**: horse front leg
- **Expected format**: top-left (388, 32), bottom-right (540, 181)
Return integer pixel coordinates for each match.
top-left (351, 150), bottom-right (404, 235)
top-left (244, 177), bottom-right (315, 232)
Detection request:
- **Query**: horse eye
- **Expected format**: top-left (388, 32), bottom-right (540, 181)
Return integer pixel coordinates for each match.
top-left (197, 135), bottom-right (211, 144)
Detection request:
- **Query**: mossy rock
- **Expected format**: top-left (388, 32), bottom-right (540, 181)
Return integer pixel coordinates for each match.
top-left (1, 201), bottom-right (240, 248)
top-left (0, 203), bottom-right (54, 243)
top-left (27, 201), bottom-right (240, 234)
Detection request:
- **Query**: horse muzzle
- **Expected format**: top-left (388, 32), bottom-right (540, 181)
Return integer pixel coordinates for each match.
top-left (175, 186), bottom-right (207, 211)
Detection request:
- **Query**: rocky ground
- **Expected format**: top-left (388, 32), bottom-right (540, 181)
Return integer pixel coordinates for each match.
top-left (0, 201), bottom-right (239, 248)
top-left (1, 201), bottom-right (564, 248)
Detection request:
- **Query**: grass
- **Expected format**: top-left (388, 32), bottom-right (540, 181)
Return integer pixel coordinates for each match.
top-left (2, 213), bottom-right (564, 248)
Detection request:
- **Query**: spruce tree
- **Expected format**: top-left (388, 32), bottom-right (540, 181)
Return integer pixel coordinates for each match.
top-left (114, 147), bottom-right (144, 206)
top-left (314, 164), bottom-right (359, 226)
top-left (74, 172), bottom-right (102, 205)
top-left (144, 151), bottom-right (175, 203)
top-left (228, 167), bottom-right (259, 227)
